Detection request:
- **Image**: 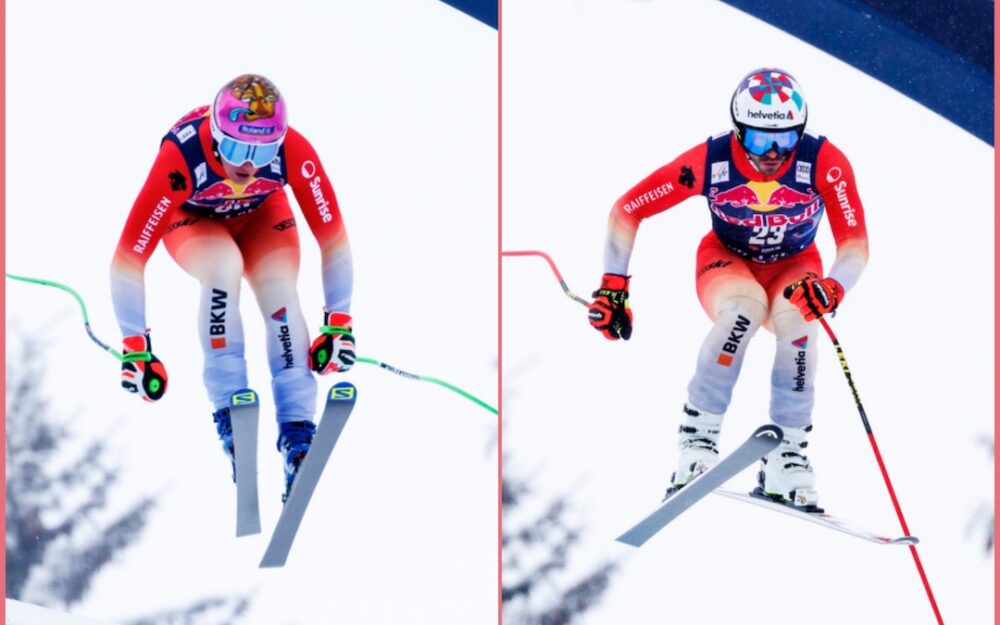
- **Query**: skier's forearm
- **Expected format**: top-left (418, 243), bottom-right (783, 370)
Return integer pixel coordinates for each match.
top-left (110, 260), bottom-right (147, 336)
top-left (320, 244), bottom-right (353, 313)
top-left (827, 238), bottom-right (868, 293)
top-left (603, 210), bottom-right (640, 274)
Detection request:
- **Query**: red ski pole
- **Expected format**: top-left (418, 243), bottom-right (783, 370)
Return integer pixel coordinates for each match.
top-left (818, 316), bottom-right (944, 625)
top-left (501, 250), bottom-right (590, 306)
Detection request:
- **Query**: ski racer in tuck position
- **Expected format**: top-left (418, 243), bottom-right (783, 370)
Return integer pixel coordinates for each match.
top-left (110, 74), bottom-right (356, 500)
top-left (588, 68), bottom-right (869, 511)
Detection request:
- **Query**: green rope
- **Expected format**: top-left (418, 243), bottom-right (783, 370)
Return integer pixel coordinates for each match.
top-left (6, 272), bottom-right (497, 414)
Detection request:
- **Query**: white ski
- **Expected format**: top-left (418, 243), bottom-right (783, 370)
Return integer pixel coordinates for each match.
top-left (260, 382), bottom-right (357, 568)
top-left (230, 388), bottom-right (261, 537)
top-left (617, 424), bottom-right (783, 547)
top-left (714, 489), bottom-right (919, 545)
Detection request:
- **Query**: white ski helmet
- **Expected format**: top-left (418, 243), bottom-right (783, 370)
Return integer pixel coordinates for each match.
top-left (730, 68), bottom-right (807, 156)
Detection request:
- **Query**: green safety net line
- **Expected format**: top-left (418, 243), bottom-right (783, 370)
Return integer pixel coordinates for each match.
top-left (6, 272), bottom-right (497, 415)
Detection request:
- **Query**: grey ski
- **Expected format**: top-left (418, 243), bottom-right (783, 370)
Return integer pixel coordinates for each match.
top-left (260, 382), bottom-right (357, 568)
top-left (713, 489), bottom-right (919, 546)
top-left (230, 388), bottom-right (261, 537)
top-left (616, 424), bottom-right (782, 547)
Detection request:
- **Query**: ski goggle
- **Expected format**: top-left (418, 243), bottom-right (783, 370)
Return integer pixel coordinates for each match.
top-left (215, 135), bottom-right (282, 168)
top-left (737, 125), bottom-right (802, 157)
top-left (210, 117), bottom-right (283, 168)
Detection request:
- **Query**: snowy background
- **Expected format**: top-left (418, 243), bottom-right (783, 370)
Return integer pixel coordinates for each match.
top-left (6, 1), bottom-right (497, 624)
top-left (502, 2), bottom-right (993, 625)
top-left (6, 600), bottom-right (118, 625)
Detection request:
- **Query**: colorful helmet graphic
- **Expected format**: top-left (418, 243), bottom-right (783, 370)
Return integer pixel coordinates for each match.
top-left (730, 68), bottom-right (807, 157)
top-left (210, 74), bottom-right (288, 167)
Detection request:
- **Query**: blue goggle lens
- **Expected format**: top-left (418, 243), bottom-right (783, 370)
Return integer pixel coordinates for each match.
top-left (740, 127), bottom-right (801, 157)
top-left (217, 136), bottom-right (281, 168)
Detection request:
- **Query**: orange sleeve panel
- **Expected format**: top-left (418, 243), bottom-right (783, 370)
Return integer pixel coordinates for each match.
top-left (814, 140), bottom-right (869, 291)
top-left (604, 142), bottom-right (708, 274)
top-left (110, 141), bottom-right (192, 336)
top-left (283, 127), bottom-right (354, 312)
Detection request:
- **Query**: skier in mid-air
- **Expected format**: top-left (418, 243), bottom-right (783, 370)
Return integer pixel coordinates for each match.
top-left (110, 74), bottom-right (356, 501)
top-left (588, 68), bottom-right (869, 511)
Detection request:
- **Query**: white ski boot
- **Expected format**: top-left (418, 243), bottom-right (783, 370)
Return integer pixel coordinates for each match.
top-left (665, 403), bottom-right (724, 499)
top-left (755, 424), bottom-right (823, 512)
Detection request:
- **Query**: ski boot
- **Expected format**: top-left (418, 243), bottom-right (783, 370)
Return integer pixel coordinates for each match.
top-left (664, 403), bottom-right (724, 500)
top-left (753, 424), bottom-right (824, 513)
top-left (277, 420), bottom-right (317, 503)
top-left (212, 407), bottom-right (236, 482)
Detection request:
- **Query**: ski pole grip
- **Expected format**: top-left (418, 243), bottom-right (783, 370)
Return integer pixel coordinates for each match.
top-left (320, 325), bottom-right (353, 338)
top-left (122, 351), bottom-right (153, 363)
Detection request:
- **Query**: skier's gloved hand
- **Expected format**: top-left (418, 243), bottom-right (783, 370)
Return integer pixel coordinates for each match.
top-left (309, 310), bottom-right (356, 374)
top-left (120, 330), bottom-right (168, 402)
top-left (588, 273), bottom-right (633, 340)
top-left (784, 275), bottom-right (844, 321)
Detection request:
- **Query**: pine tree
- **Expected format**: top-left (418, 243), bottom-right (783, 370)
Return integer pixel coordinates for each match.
top-left (968, 435), bottom-right (993, 555)
top-left (501, 363), bottom-right (619, 625)
top-left (5, 334), bottom-right (253, 623)
top-left (4, 337), bottom-right (155, 605)
top-left (501, 456), bottom-right (618, 625)
top-left (124, 596), bottom-right (252, 625)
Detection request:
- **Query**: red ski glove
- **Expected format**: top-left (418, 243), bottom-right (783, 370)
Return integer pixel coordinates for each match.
top-left (784, 276), bottom-right (845, 321)
top-left (309, 311), bottom-right (356, 374)
top-left (121, 331), bottom-right (168, 402)
top-left (588, 273), bottom-right (633, 341)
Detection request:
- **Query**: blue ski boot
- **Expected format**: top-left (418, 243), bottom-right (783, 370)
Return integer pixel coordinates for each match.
top-left (213, 407), bottom-right (236, 482)
top-left (277, 420), bottom-right (317, 503)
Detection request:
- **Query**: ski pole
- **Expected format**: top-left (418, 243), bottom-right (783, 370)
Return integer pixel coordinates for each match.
top-left (6, 272), bottom-right (130, 362)
top-left (501, 250), bottom-right (590, 306)
top-left (356, 357), bottom-right (497, 415)
top-left (6, 272), bottom-right (497, 415)
top-left (818, 316), bottom-right (944, 625)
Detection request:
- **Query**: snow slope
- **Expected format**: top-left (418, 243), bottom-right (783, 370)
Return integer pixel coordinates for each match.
top-left (6, 600), bottom-right (119, 625)
top-left (502, 2), bottom-right (994, 624)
